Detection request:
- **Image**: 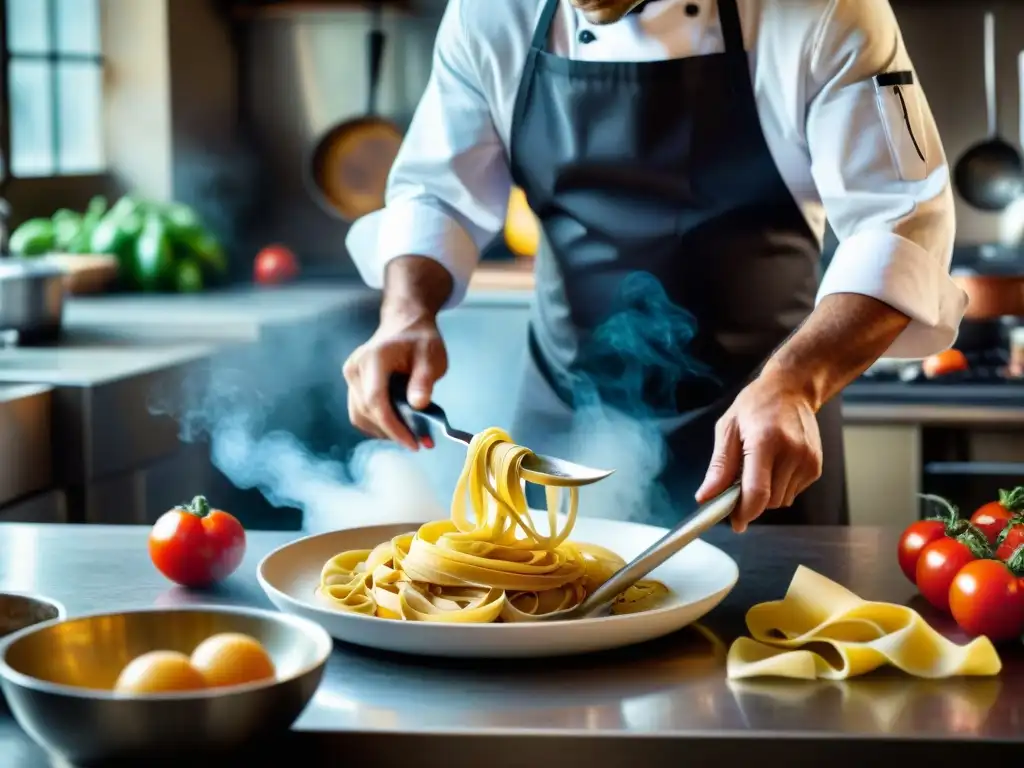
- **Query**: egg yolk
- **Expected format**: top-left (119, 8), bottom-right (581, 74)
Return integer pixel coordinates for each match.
top-left (190, 633), bottom-right (276, 688)
top-left (113, 650), bottom-right (206, 694)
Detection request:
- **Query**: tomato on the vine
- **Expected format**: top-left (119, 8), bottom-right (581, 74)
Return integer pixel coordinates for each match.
top-left (900, 494), bottom-right (982, 587)
top-left (996, 522), bottom-right (1024, 562)
top-left (898, 520), bottom-right (949, 584)
top-left (969, 487), bottom-right (1024, 545)
top-left (949, 557), bottom-right (1024, 642)
top-left (916, 535), bottom-right (986, 612)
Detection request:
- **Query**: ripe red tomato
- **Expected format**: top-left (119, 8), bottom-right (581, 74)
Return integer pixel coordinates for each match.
top-left (949, 559), bottom-right (1024, 642)
top-left (254, 244), bottom-right (299, 285)
top-left (996, 522), bottom-right (1024, 561)
top-left (897, 520), bottom-right (948, 584)
top-left (970, 503), bottom-right (1017, 545)
top-left (971, 488), bottom-right (1024, 546)
top-left (921, 349), bottom-right (968, 379)
top-left (149, 496), bottom-right (246, 588)
top-left (916, 537), bottom-right (979, 612)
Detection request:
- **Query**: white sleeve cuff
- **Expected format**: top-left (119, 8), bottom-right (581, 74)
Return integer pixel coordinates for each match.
top-left (344, 199), bottom-right (481, 309)
top-left (817, 230), bottom-right (968, 359)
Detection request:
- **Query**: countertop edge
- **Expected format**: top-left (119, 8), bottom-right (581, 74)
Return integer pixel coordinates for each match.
top-left (0, 383), bottom-right (53, 403)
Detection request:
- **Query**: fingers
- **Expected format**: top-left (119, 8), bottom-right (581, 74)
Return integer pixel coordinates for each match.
top-left (735, 449), bottom-right (771, 533)
top-left (342, 328), bottom-right (448, 451)
top-left (360, 355), bottom-right (419, 451)
top-left (696, 415), bottom-right (742, 503)
top-left (780, 474), bottom-right (803, 510)
top-left (767, 453), bottom-right (799, 510)
top-left (343, 353), bottom-right (386, 440)
top-left (738, 419), bottom-right (823, 528)
top-left (343, 345), bottom-right (416, 449)
top-left (407, 335), bottom-right (448, 409)
top-left (346, 370), bottom-right (386, 441)
top-left (784, 410), bottom-right (823, 507)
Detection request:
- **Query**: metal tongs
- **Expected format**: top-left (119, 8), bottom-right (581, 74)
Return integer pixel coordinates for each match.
top-left (387, 373), bottom-right (613, 486)
top-left (539, 483), bottom-right (741, 621)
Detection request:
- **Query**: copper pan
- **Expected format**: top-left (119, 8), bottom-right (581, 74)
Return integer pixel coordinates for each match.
top-left (953, 271), bottom-right (1024, 319)
top-left (306, 1), bottom-right (403, 222)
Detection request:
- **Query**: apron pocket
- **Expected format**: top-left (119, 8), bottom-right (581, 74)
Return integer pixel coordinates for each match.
top-left (873, 71), bottom-right (929, 182)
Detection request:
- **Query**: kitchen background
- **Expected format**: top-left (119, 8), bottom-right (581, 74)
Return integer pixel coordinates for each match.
top-left (1, 0), bottom-right (1023, 534)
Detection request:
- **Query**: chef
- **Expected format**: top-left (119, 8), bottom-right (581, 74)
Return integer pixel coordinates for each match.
top-left (342, 0), bottom-right (966, 530)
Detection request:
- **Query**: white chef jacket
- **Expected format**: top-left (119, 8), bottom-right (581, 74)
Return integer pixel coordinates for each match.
top-left (346, 0), bottom-right (967, 359)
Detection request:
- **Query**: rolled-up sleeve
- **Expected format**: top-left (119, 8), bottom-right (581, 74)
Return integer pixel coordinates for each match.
top-left (344, 0), bottom-right (512, 308)
top-left (806, 0), bottom-right (967, 359)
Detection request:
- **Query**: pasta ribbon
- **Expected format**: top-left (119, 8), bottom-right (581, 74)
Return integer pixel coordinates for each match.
top-left (726, 566), bottom-right (1002, 680)
top-left (316, 427), bottom-right (670, 622)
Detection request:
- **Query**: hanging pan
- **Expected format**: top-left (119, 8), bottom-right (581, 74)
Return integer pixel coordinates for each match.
top-left (306, 1), bottom-right (403, 221)
top-left (953, 11), bottom-right (1024, 211)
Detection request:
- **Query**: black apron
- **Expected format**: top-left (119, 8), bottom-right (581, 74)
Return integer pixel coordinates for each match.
top-left (507, 0), bottom-right (847, 526)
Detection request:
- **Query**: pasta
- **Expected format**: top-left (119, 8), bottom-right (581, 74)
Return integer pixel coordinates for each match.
top-left (726, 566), bottom-right (1001, 680)
top-left (317, 427), bottom-right (669, 622)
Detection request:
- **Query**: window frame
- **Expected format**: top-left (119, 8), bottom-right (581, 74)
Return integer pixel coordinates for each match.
top-left (0, 0), bottom-right (113, 224)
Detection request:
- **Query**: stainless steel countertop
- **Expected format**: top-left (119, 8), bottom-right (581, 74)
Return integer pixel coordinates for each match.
top-left (0, 286), bottom-right (378, 388)
top-left (841, 402), bottom-right (1024, 425)
top-left (0, 341), bottom-right (217, 387)
top-left (62, 285), bottom-right (376, 344)
top-left (0, 523), bottom-right (1020, 766)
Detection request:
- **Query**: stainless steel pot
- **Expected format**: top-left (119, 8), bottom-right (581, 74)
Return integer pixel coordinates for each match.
top-left (0, 259), bottom-right (66, 344)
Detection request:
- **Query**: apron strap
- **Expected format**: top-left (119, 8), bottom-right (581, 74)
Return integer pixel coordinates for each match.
top-left (531, 0), bottom-right (561, 51)
top-left (717, 0), bottom-right (744, 53)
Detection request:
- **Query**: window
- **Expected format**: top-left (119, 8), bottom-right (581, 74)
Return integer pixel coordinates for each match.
top-left (4, 0), bottom-right (104, 178)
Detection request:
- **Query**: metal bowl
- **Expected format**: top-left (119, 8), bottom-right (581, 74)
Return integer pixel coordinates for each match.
top-left (0, 592), bottom-right (65, 640)
top-left (0, 592), bottom-right (65, 714)
top-left (0, 257), bottom-right (66, 342)
top-left (0, 605), bottom-right (333, 765)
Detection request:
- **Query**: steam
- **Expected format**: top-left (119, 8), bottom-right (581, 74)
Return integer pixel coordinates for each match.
top-left (561, 271), bottom-right (718, 525)
top-left (149, 326), bottom-right (445, 534)
top-left (207, 426), bottom-right (445, 532)
top-left (151, 272), bottom-right (713, 532)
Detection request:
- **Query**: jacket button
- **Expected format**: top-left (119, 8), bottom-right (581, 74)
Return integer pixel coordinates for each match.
top-left (578, 29), bottom-right (597, 44)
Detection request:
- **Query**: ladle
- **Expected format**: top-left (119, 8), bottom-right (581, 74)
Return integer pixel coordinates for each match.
top-left (953, 11), bottom-right (1024, 211)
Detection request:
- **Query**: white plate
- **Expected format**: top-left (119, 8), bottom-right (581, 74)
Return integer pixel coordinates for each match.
top-left (257, 517), bottom-right (738, 659)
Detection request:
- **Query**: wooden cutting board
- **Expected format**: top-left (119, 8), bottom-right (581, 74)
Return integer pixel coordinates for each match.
top-left (41, 254), bottom-right (119, 294)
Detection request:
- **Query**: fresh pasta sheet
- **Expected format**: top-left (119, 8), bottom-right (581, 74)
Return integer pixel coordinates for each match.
top-left (727, 566), bottom-right (1002, 680)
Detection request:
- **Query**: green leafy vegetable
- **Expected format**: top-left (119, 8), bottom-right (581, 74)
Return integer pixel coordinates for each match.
top-left (9, 218), bottom-right (56, 256)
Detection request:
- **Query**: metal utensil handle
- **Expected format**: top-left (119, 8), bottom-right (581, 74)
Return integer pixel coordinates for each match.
top-left (387, 373), bottom-right (474, 446)
top-left (985, 11), bottom-right (997, 138)
top-left (574, 483), bottom-right (741, 618)
top-left (366, 2), bottom-right (386, 116)
top-left (388, 373), bottom-right (436, 442)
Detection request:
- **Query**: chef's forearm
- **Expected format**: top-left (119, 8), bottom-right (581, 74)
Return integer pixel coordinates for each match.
top-left (381, 256), bottom-right (454, 321)
top-left (759, 293), bottom-right (911, 411)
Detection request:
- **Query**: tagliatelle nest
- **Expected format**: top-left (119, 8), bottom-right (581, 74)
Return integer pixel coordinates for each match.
top-left (317, 427), bottom-right (668, 622)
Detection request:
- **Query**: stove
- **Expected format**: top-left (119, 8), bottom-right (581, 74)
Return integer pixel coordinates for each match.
top-left (847, 349), bottom-right (1024, 405)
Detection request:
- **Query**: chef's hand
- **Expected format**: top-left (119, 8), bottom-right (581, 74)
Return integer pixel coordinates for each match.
top-left (342, 310), bottom-right (448, 452)
top-left (694, 374), bottom-right (822, 533)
